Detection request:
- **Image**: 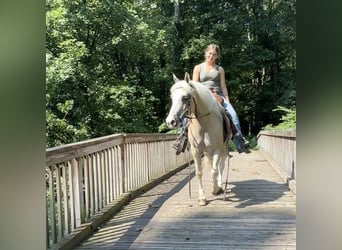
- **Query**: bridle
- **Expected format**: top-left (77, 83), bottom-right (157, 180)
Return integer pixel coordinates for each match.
top-left (180, 94), bottom-right (211, 120)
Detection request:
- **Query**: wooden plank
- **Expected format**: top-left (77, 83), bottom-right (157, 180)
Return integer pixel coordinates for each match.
top-left (47, 134), bottom-right (178, 167)
top-left (55, 166), bottom-right (62, 239)
top-left (109, 148), bottom-right (114, 202)
top-left (127, 144), bottom-right (132, 191)
top-left (88, 155), bottom-right (94, 217)
top-left (93, 153), bottom-right (99, 213)
top-left (124, 133), bottom-right (177, 143)
top-left (96, 152), bottom-right (101, 211)
top-left (47, 137), bottom-right (124, 166)
top-left (120, 143), bottom-right (125, 193)
top-left (61, 165), bottom-right (69, 236)
top-left (47, 166), bottom-right (56, 244)
top-left (72, 159), bottom-right (82, 227)
top-left (100, 151), bottom-right (105, 209)
top-left (83, 156), bottom-right (90, 221)
top-left (79, 158), bottom-right (86, 223)
top-left (104, 149), bottom-right (109, 205)
top-left (67, 161), bottom-right (75, 231)
top-left (114, 147), bottom-right (120, 198)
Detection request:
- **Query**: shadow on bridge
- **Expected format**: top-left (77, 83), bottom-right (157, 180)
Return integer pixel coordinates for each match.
top-left (76, 157), bottom-right (295, 249)
top-left (75, 170), bottom-right (195, 249)
top-left (224, 179), bottom-right (290, 208)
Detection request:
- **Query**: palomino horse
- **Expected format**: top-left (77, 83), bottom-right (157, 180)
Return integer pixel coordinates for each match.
top-left (166, 73), bottom-right (232, 206)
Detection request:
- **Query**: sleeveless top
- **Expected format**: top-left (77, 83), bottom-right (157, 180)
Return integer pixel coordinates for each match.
top-left (199, 63), bottom-right (223, 95)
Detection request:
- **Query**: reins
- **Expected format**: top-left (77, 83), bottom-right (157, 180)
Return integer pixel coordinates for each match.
top-left (181, 95), bottom-right (211, 200)
top-left (223, 148), bottom-right (231, 201)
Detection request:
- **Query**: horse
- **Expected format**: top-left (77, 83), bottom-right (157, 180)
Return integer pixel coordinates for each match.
top-left (166, 73), bottom-right (232, 206)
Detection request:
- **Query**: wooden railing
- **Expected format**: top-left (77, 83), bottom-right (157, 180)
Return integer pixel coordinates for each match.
top-left (257, 130), bottom-right (296, 192)
top-left (46, 133), bottom-right (189, 249)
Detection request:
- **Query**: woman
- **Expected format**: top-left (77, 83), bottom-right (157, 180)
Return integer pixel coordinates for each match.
top-left (173, 43), bottom-right (249, 154)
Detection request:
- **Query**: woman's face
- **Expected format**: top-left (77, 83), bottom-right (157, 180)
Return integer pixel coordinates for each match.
top-left (205, 48), bottom-right (218, 63)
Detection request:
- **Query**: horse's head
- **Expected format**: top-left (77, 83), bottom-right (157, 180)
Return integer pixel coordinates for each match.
top-left (166, 73), bottom-right (193, 129)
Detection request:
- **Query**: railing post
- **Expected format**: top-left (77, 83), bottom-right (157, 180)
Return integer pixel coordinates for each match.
top-left (146, 142), bottom-right (150, 181)
top-left (120, 141), bottom-right (126, 193)
top-left (48, 166), bottom-right (56, 244)
top-left (55, 166), bottom-right (62, 239)
top-left (62, 166), bottom-right (69, 236)
top-left (71, 158), bottom-right (85, 227)
top-left (46, 200), bottom-right (49, 249)
top-left (47, 166), bottom-right (54, 247)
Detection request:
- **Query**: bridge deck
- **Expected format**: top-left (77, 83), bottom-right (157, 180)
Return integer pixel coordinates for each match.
top-left (75, 150), bottom-right (296, 249)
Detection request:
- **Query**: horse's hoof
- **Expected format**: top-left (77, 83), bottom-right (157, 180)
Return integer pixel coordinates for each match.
top-left (198, 198), bottom-right (207, 206)
top-left (212, 187), bottom-right (224, 196)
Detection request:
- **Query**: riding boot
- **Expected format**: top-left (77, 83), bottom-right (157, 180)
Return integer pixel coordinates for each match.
top-left (172, 129), bottom-right (189, 155)
top-left (229, 120), bottom-right (250, 153)
top-left (233, 132), bottom-right (250, 153)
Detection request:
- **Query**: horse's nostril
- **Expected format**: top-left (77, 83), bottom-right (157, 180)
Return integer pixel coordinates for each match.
top-left (166, 118), bottom-right (175, 128)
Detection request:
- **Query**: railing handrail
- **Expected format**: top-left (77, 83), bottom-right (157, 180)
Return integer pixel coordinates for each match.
top-left (257, 129), bottom-right (296, 139)
top-left (46, 133), bottom-right (178, 166)
top-left (47, 133), bottom-right (178, 152)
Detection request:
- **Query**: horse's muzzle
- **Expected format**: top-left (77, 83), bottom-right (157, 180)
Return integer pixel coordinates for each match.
top-left (166, 116), bottom-right (180, 129)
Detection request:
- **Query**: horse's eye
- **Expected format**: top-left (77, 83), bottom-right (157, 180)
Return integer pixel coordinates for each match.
top-left (182, 96), bottom-right (190, 102)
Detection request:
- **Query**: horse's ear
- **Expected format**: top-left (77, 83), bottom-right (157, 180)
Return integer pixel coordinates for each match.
top-left (184, 72), bottom-right (191, 83)
top-left (173, 73), bottom-right (180, 83)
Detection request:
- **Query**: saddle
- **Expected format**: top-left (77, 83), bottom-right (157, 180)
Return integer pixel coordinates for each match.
top-left (209, 89), bottom-right (233, 143)
top-left (210, 90), bottom-right (224, 105)
top-left (219, 106), bottom-right (233, 143)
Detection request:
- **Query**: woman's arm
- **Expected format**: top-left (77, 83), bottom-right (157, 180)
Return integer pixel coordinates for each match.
top-left (192, 64), bottom-right (200, 82)
top-left (219, 67), bottom-right (230, 102)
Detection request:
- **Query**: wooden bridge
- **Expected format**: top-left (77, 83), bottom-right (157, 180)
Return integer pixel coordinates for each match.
top-left (46, 131), bottom-right (296, 249)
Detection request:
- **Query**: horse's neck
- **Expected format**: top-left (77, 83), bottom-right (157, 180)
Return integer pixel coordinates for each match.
top-left (190, 88), bottom-right (215, 117)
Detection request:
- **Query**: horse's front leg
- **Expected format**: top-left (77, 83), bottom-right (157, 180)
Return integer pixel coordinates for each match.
top-left (219, 149), bottom-right (228, 186)
top-left (211, 149), bottom-right (227, 195)
top-left (191, 148), bottom-right (206, 206)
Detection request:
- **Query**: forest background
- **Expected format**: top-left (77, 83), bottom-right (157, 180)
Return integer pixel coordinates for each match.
top-left (46, 0), bottom-right (296, 148)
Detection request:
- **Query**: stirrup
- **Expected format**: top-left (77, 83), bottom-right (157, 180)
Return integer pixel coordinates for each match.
top-left (243, 139), bottom-right (250, 148)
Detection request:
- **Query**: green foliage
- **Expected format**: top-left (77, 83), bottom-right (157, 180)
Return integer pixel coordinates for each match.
top-left (228, 135), bottom-right (258, 152)
top-left (158, 122), bottom-right (169, 133)
top-left (46, 0), bottom-right (295, 147)
top-left (46, 0), bottom-right (173, 147)
top-left (264, 106), bottom-right (296, 130)
top-left (108, 85), bottom-right (159, 133)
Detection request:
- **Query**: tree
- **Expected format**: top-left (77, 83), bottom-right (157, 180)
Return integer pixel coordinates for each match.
top-left (46, 0), bottom-right (296, 147)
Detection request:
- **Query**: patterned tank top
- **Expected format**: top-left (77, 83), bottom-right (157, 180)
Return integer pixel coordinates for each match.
top-left (199, 63), bottom-right (223, 95)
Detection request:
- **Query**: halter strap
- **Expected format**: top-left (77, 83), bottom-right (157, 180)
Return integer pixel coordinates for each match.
top-left (185, 96), bottom-right (211, 119)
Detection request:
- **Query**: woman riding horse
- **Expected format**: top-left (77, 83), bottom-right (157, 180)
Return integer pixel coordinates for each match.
top-left (166, 73), bottom-right (231, 205)
top-left (173, 43), bottom-right (250, 155)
